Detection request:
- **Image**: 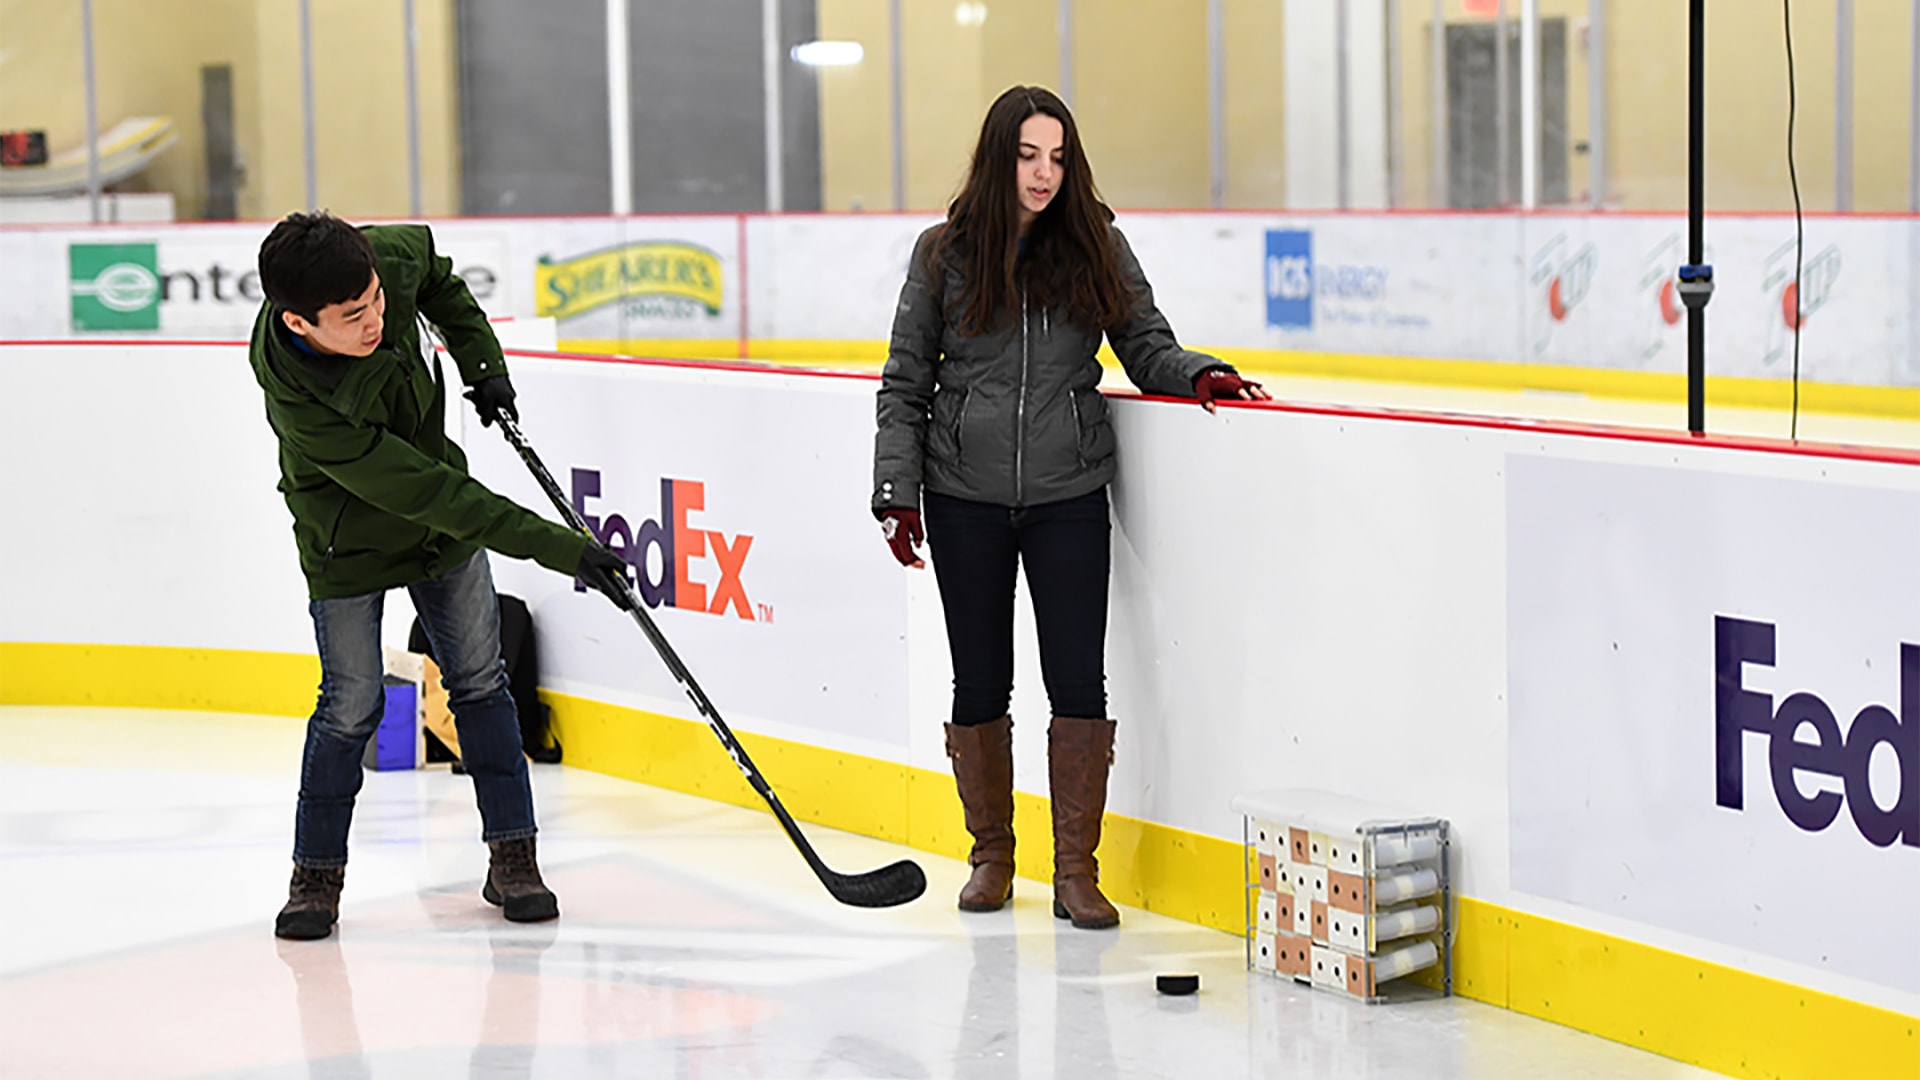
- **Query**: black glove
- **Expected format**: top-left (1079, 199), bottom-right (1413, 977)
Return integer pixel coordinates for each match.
top-left (465, 374), bottom-right (518, 428)
top-left (576, 542), bottom-right (634, 611)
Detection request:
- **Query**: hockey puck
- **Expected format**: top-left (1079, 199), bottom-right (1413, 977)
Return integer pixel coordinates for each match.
top-left (1155, 972), bottom-right (1199, 996)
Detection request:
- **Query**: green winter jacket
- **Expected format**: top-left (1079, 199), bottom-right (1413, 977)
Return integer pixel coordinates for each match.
top-left (248, 223), bottom-right (585, 600)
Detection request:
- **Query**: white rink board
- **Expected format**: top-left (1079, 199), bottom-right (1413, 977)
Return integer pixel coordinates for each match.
top-left (462, 360), bottom-right (912, 754)
top-left (0, 217), bottom-right (737, 346)
top-left (0, 222), bottom-right (517, 338)
top-left (5, 341), bottom-right (1920, 1019)
top-left (744, 214), bottom-right (941, 342)
top-left (0, 343), bottom-right (315, 654)
top-left (7, 211), bottom-right (1920, 390)
top-left (1508, 456), bottom-right (1920, 996)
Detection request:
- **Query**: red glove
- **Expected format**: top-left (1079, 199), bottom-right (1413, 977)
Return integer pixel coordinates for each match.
top-left (1193, 368), bottom-right (1267, 413)
top-left (879, 508), bottom-right (925, 568)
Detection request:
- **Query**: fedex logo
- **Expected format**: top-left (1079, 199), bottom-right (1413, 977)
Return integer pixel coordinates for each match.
top-left (1715, 616), bottom-right (1918, 848)
top-left (571, 468), bottom-right (760, 621)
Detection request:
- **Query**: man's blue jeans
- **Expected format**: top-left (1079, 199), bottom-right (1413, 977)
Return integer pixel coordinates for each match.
top-left (294, 550), bottom-right (535, 868)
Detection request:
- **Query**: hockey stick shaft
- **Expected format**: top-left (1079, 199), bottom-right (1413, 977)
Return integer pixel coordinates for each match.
top-left (494, 415), bottom-right (834, 878)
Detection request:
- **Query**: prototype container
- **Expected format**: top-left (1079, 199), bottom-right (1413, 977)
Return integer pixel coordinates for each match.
top-left (1232, 789), bottom-right (1451, 1003)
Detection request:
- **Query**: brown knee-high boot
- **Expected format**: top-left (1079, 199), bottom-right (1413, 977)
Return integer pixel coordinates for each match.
top-left (1048, 715), bottom-right (1119, 929)
top-left (945, 716), bottom-right (1015, 912)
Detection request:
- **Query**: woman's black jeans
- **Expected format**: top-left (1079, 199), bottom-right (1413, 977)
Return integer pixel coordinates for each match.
top-left (923, 487), bottom-right (1111, 726)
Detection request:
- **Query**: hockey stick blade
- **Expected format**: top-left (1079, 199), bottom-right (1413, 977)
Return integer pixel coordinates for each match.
top-left (825, 859), bottom-right (927, 909)
top-left (493, 415), bottom-right (927, 909)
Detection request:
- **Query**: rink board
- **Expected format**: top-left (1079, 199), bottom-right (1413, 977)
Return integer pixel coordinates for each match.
top-left (2, 340), bottom-right (1916, 1080)
top-left (7, 209), bottom-right (1920, 411)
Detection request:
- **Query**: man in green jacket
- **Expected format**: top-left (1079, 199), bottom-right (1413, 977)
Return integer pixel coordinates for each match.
top-left (249, 212), bottom-right (631, 940)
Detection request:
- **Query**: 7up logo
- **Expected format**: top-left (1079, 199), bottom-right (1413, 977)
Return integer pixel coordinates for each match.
top-left (70, 243), bottom-right (160, 331)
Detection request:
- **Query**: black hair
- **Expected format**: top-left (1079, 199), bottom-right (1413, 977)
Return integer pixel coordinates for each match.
top-left (257, 211), bottom-right (377, 323)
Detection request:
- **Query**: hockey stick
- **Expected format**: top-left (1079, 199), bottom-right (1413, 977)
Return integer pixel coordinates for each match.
top-left (492, 414), bottom-right (926, 909)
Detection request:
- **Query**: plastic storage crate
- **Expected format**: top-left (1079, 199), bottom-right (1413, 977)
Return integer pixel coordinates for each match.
top-left (1231, 789), bottom-right (1451, 1003)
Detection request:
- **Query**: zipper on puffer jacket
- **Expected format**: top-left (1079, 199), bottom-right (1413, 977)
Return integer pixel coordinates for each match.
top-left (1017, 291), bottom-right (1029, 505)
top-left (1070, 391), bottom-right (1085, 468)
top-left (956, 387), bottom-right (973, 462)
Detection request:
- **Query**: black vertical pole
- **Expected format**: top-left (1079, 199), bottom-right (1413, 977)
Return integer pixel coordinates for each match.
top-left (1685, 0), bottom-right (1707, 434)
top-left (1679, 0), bottom-right (1714, 435)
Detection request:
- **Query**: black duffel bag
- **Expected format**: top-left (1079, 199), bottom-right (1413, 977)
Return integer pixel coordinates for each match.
top-left (408, 593), bottom-right (561, 764)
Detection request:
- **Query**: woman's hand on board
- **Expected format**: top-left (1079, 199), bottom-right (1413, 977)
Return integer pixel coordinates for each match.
top-left (1193, 368), bottom-right (1271, 414)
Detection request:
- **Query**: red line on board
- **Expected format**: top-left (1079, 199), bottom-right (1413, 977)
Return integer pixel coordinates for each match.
top-left (10, 338), bottom-right (1918, 468)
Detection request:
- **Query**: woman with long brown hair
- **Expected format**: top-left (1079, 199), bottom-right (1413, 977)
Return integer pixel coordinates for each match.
top-left (871, 85), bottom-right (1267, 929)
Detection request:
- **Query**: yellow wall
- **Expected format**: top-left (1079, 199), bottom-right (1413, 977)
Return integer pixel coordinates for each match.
top-left (973, 2), bottom-right (1062, 140)
top-left (0, 2), bottom-right (87, 147)
top-left (1571, 0), bottom-right (1907, 213)
top-left (1852, 0), bottom-right (1914, 212)
top-left (1394, 0), bottom-right (1438, 209)
top-left (1394, 1), bottom-right (1909, 213)
top-left (5, 2), bottom-right (1913, 220)
top-left (819, 0), bottom-right (1220, 212)
top-left (819, 1), bottom-right (1916, 214)
top-left (818, 0), bottom-right (1067, 212)
top-left (249, 0), bottom-right (460, 220)
top-left (816, 0), bottom-right (894, 211)
top-left (1396, 1), bottom-right (1901, 213)
top-left (897, 2), bottom-right (985, 210)
top-left (1223, 0), bottom-right (1285, 208)
top-left (944, 0), bottom-right (1060, 206)
top-left (1391, 0), bottom-right (1593, 210)
top-left (1719, 0), bottom-right (1836, 212)
top-left (1074, 0), bottom-right (1211, 208)
top-left (0, 0), bottom-right (260, 219)
top-left (0, 0), bottom-right (458, 221)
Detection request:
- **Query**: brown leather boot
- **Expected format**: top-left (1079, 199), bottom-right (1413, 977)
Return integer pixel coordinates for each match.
top-left (946, 716), bottom-right (1016, 912)
top-left (1049, 716), bottom-right (1119, 929)
top-left (274, 865), bottom-right (345, 940)
top-left (483, 836), bottom-right (559, 923)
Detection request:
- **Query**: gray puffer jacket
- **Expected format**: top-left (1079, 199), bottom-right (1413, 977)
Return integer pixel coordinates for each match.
top-left (872, 223), bottom-right (1222, 513)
